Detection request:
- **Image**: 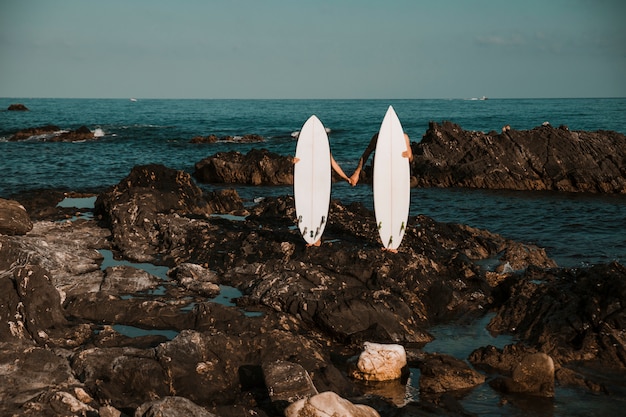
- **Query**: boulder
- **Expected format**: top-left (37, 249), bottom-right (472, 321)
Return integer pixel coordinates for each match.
top-left (51, 125), bottom-right (95, 142)
top-left (7, 103), bottom-right (29, 111)
top-left (0, 341), bottom-right (85, 416)
top-left (71, 346), bottom-right (171, 411)
top-left (285, 391), bottom-right (380, 417)
top-left (415, 353), bottom-right (486, 395)
top-left (0, 264), bottom-right (68, 344)
top-left (7, 125), bottom-right (96, 142)
top-left (204, 188), bottom-right (246, 214)
top-left (8, 124), bottom-right (60, 141)
top-left (135, 396), bottom-right (217, 417)
top-left (347, 342), bottom-right (408, 382)
top-left (412, 121), bottom-right (626, 193)
top-left (0, 198), bottom-right (32, 235)
top-left (193, 149), bottom-right (294, 185)
top-left (100, 265), bottom-right (162, 294)
top-left (262, 360), bottom-right (318, 409)
top-left (190, 134), bottom-right (219, 143)
top-left (167, 263), bottom-right (220, 296)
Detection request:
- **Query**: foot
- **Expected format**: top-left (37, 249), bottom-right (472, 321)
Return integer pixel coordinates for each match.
top-left (382, 247), bottom-right (398, 253)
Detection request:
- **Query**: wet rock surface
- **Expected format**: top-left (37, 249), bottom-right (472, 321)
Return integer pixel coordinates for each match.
top-left (412, 121), bottom-right (626, 193)
top-left (7, 103), bottom-right (29, 111)
top-left (0, 198), bottom-right (32, 235)
top-left (193, 149), bottom-right (294, 185)
top-left (487, 262), bottom-right (626, 370)
top-left (1, 163), bottom-right (624, 416)
top-left (8, 124), bottom-right (96, 142)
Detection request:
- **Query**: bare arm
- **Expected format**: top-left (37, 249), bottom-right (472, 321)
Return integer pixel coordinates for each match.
top-left (331, 154), bottom-right (351, 183)
top-left (349, 132), bottom-right (379, 186)
top-left (402, 133), bottom-right (413, 162)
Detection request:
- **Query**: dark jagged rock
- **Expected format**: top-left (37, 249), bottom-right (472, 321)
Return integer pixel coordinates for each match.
top-left (414, 352), bottom-right (486, 395)
top-left (7, 103), bottom-right (29, 111)
top-left (190, 134), bottom-right (219, 143)
top-left (94, 164), bottom-right (216, 263)
top-left (52, 125), bottom-right (95, 142)
top-left (469, 344), bottom-right (555, 397)
top-left (205, 188), bottom-right (246, 214)
top-left (135, 396), bottom-right (218, 417)
top-left (4, 162), bottom-right (618, 416)
top-left (8, 124), bottom-right (60, 141)
top-left (0, 263), bottom-right (67, 344)
top-left (8, 124), bottom-right (96, 142)
top-left (412, 121), bottom-right (626, 193)
top-left (0, 341), bottom-right (80, 415)
top-left (0, 198), bottom-right (32, 235)
top-left (488, 262), bottom-right (626, 369)
top-left (193, 149), bottom-right (294, 185)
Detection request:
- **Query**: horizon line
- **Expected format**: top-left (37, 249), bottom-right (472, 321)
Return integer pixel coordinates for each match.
top-left (2, 96), bottom-right (626, 101)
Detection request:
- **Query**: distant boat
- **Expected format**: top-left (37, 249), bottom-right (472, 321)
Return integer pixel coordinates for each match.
top-left (480, 96), bottom-right (488, 100)
top-left (130, 98), bottom-right (137, 102)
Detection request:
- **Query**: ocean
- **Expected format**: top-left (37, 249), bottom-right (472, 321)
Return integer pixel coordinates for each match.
top-left (1, 98), bottom-right (625, 267)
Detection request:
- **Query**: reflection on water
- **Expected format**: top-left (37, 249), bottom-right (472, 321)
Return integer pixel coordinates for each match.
top-left (97, 248), bottom-right (263, 341)
top-left (57, 196), bottom-right (97, 209)
top-left (422, 313), bottom-right (514, 358)
top-left (111, 324), bottom-right (179, 341)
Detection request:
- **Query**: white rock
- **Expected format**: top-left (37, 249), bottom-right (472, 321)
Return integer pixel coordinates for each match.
top-left (285, 391), bottom-right (379, 417)
top-left (348, 342), bottom-right (407, 381)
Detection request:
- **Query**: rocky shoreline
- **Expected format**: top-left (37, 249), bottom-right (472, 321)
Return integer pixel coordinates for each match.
top-left (189, 122), bottom-right (626, 193)
top-left (1, 161), bottom-right (625, 417)
top-left (6, 121), bottom-right (626, 193)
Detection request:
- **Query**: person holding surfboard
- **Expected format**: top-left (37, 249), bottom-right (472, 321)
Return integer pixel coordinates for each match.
top-left (293, 115), bottom-right (353, 248)
top-left (349, 131), bottom-right (413, 186)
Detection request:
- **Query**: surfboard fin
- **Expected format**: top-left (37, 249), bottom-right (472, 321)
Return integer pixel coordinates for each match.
top-left (378, 221), bottom-right (382, 230)
top-left (320, 216), bottom-right (326, 226)
top-left (314, 227), bottom-right (320, 238)
top-left (303, 227), bottom-right (308, 236)
top-left (298, 215), bottom-right (303, 224)
top-left (387, 236), bottom-right (393, 247)
top-left (400, 221), bottom-right (405, 232)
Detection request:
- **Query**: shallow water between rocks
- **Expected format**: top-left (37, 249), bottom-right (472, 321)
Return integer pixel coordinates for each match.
top-left (58, 196), bottom-right (626, 416)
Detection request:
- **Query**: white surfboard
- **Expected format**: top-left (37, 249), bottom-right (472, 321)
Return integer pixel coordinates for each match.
top-left (294, 115), bottom-right (332, 245)
top-left (373, 106), bottom-right (411, 250)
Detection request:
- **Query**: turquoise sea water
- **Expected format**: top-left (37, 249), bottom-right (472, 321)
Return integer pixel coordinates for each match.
top-left (1, 98), bottom-right (625, 267)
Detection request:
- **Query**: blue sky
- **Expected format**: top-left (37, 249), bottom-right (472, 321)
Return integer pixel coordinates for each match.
top-left (1, 0), bottom-right (624, 99)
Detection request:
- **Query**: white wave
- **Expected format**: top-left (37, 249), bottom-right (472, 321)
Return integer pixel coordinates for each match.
top-left (291, 127), bottom-right (331, 139)
top-left (93, 128), bottom-right (105, 137)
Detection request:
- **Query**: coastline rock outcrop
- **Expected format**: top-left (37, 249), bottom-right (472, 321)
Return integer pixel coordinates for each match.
top-left (8, 124), bottom-right (96, 142)
top-left (193, 149), bottom-right (294, 185)
top-left (94, 164), bottom-right (219, 263)
top-left (1, 162), bottom-right (623, 416)
top-left (7, 103), bottom-right (29, 111)
top-left (0, 198), bottom-right (32, 235)
top-left (487, 262), bottom-right (626, 369)
top-left (8, 124), bottom-right (61, 141)
top-left (412, 121), bottom-right (626, 193)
